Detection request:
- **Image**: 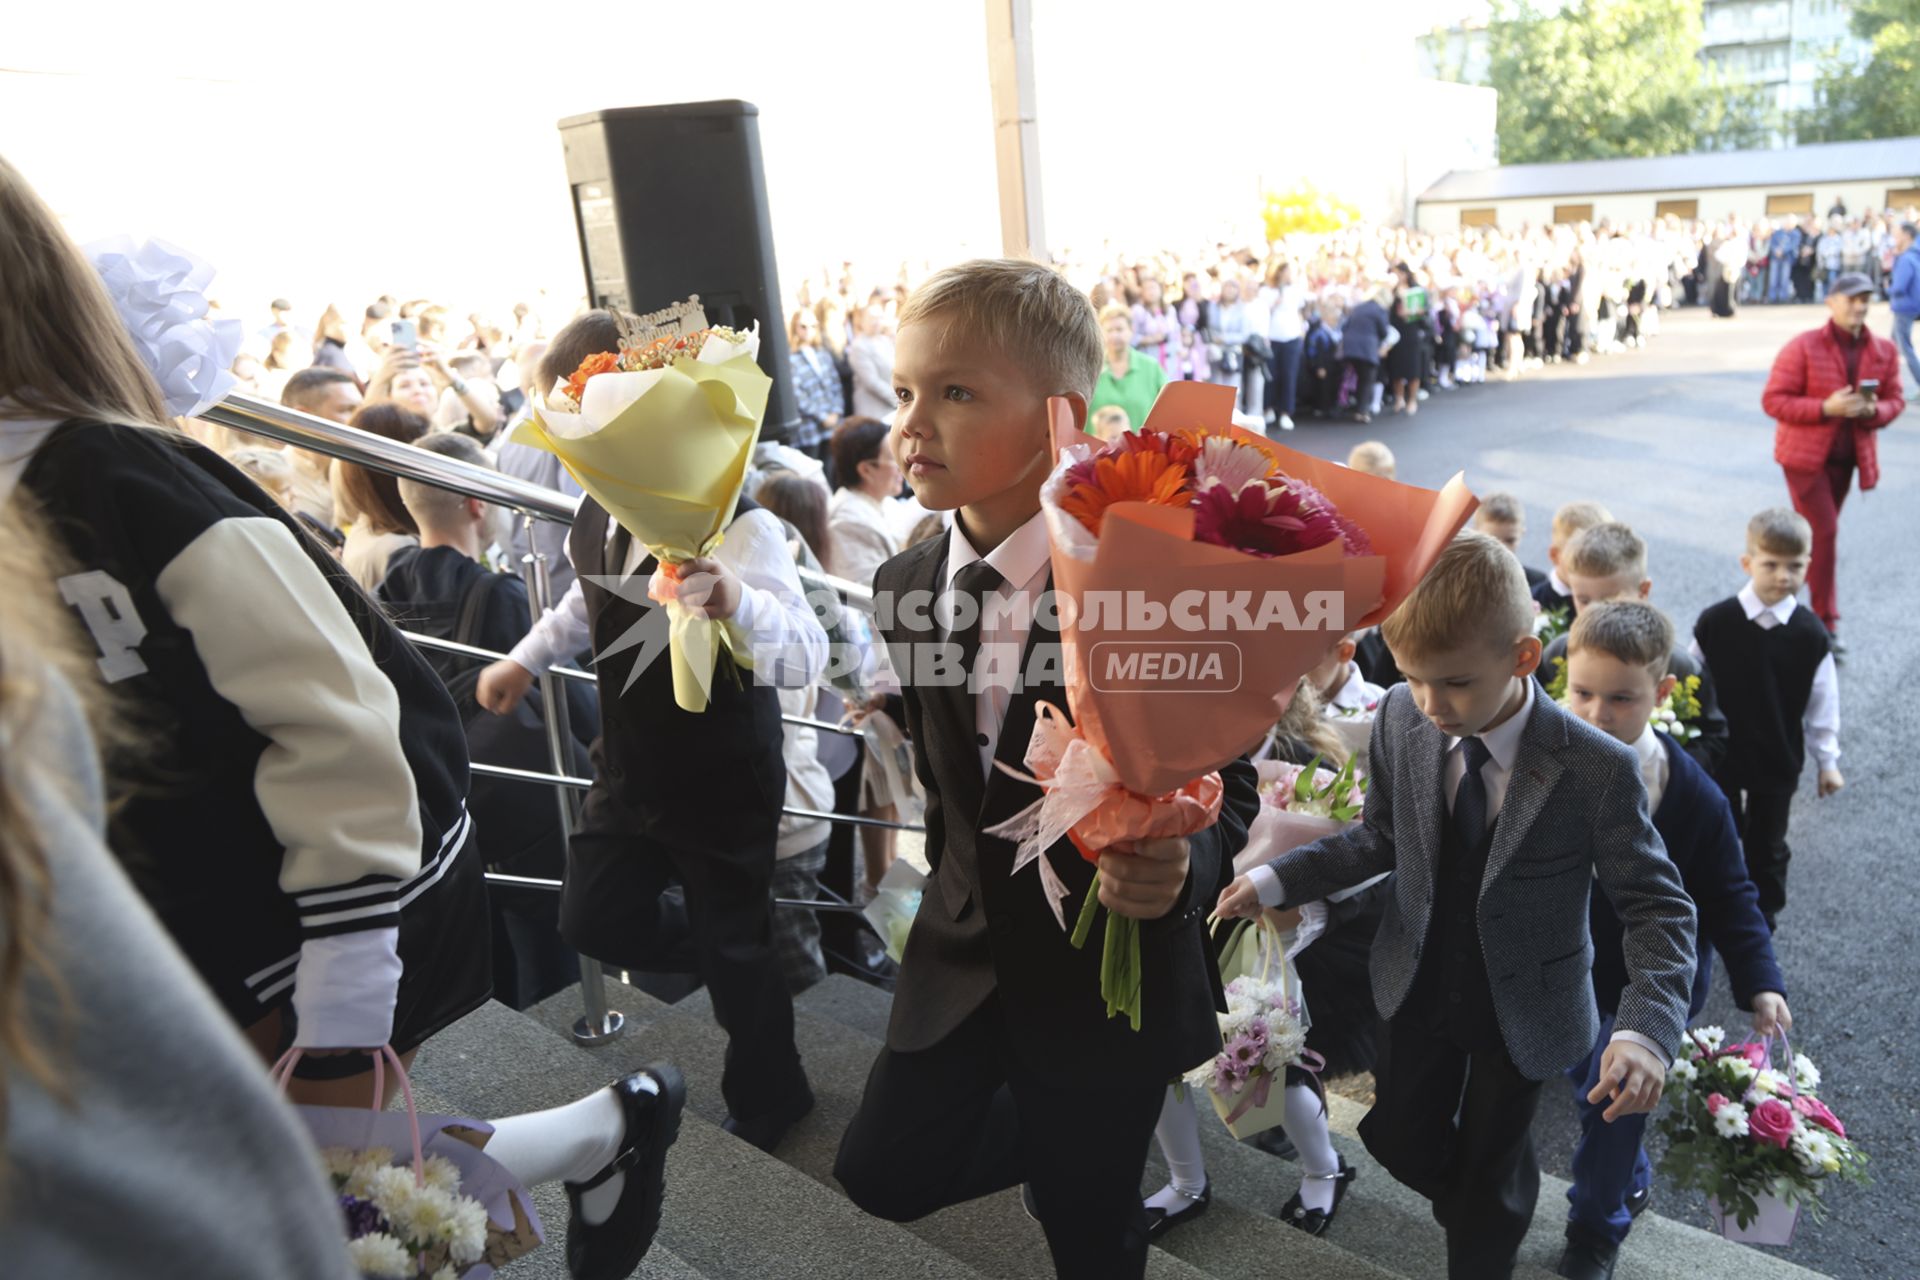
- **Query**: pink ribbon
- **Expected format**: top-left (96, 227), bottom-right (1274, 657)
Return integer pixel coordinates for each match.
top-left (1221, 1048), bottom-right (1327, 1125)
top-left (274, 1044), bottom-right (424, 1187)
top-left (985, 702), bottom-right (1223, 931)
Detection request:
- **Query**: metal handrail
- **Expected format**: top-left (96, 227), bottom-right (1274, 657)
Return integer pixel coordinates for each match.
top-left (200, 392), bottom-right (876, 604)
top-left (401, 627), bottom-right (867, 740)
top-left (201, 389), bottom-right (913, 1032)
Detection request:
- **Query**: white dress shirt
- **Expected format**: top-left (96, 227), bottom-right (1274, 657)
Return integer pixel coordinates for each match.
top-left (1631, 722), bottom-right (1670, 816)
top-left (1323, 662), bottom-right (1386, 716)
top-left (941, 511), bottom-right (1052, 780)
top-left (1687, 584), bottom-right (1840, 772)
top-left (508, 506), bottom-right (828, 689)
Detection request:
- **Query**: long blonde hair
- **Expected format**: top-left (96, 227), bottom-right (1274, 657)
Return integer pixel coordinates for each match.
top-left (1275, 677), bottom-right (1350, 769)
top-left (0, 154), bottom-right (172, 430)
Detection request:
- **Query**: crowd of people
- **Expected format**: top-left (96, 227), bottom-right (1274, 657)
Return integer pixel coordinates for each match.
top-left (2, 122), bottom-right (1907, 1280)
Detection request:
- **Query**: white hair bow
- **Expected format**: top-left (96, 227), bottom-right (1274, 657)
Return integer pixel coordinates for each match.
top-left (86, 236), bottom-right (244, 419)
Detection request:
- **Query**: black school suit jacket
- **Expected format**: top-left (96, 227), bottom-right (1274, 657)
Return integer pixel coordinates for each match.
top-left (1264, 684), bottom-right (1697, 1081)
top-left (875, 534), bottom-right (1261, 1084)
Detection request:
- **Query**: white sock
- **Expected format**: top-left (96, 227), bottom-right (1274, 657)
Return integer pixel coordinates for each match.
top-left (1282, 1083), bottom-right (1342, 1214)
top-left (487, 1079), bottom-right (655, 1225)
top-left (1145, 1086), bottom-right (1208, 1214)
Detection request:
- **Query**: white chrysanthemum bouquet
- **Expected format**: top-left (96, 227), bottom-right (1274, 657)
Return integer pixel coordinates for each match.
top-left (1654, 1027), bottom-right (1868, 1244)
top-left (330, 1147), bottom-right (495, 1278)
top-left (276, 1048), bottom-right (542, 1279)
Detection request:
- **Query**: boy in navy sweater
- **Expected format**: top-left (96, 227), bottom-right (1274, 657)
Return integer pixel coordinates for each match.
top-left (1559, 601), bottom-right (1788, 1280)
top-left (1691, 508), bottom-right (1843, 929)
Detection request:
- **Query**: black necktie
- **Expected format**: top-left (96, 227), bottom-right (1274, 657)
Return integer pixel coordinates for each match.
top-left (1453, 736), bottom-right (1492, 853)
top-left (945, 559), bottom-right (1005, 737)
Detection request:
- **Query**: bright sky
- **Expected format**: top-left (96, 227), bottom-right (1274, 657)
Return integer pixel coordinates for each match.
top-left (3, 0), bottom-right (1463, 326)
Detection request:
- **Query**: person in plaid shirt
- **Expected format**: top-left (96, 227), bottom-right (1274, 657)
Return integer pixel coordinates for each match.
top-left (788, 307), bottom-right (847, 467)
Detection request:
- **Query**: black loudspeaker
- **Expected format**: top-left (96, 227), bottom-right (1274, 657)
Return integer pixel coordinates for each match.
top-left (558, 100), bottom-right (797, 441)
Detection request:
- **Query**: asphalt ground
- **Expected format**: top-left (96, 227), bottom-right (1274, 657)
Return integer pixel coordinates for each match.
top-left (1277, 301), bottom-right (1918, 1279)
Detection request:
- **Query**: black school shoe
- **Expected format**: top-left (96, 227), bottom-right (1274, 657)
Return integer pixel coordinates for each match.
top-left (1278, 1155), bottom-right (1356, 1236)
top-left (1626, 1185), bottom-right (1652, 1219)
top-left (1555, 1238), bottom-right (1619, 1280)
top-left (1143, 1180), bottom-right (1213, 1241)
top-left (565, 1064), bottom-right (686, 1280)
top-left (720, 1072), bottom-right (815, 1154)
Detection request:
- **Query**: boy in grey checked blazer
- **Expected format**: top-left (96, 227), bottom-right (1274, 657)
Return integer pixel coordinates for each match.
top-left (1220, 534), bottom-right (1696, 1280)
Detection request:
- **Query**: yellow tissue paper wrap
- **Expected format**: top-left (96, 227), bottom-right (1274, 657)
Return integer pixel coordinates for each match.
top-left (512, 327), bottom-right (772, 711)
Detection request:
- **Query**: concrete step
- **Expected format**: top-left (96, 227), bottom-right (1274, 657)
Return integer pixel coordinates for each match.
top-left (787, 976), bottom-right (1833, 1280)
top-left (409, 998), bottom-right (985, 1280)
top-left (595, 979), bottom-right (1406, 1280)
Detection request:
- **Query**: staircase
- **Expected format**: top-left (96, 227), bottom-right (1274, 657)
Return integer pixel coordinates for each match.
top-left (407, 976), bottom-right (1830, 1280)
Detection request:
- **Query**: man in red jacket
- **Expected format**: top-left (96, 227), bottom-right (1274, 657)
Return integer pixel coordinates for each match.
top-left (1762, 272), bottom-right (1905, 653)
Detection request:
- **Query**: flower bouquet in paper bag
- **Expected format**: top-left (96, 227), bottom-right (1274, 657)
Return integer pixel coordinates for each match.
top-left (276, 1048), bottom-right (542, 1278)
top-left (1181, 914), bottom-right (1317, 1138)
top-left (987, 380), bottom-right (1476, 1030)
top-left (512, 298), bottom-right (771, 712)
top-left (1655, 1027), bottom-right (1868, 1244)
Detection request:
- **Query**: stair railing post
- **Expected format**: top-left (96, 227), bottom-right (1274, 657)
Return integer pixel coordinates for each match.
top-left (520, 531), bottom-right (625, 1045)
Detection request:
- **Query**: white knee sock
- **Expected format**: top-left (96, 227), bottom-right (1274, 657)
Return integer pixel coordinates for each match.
top-left (486, 1079), bottom-right (654, 1225)
top-left (1145, 1086), bottom-right (1209, 1214)
top-left (1282, 1083), bottom-right (1342, 1214)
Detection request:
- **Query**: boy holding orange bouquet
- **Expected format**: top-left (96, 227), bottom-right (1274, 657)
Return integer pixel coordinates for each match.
top-left (831, 261), bottom-right (1262, 1279)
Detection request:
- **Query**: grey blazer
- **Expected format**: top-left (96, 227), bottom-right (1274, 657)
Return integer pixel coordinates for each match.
top-left (1265, 684), bottom-right (1696, 1081)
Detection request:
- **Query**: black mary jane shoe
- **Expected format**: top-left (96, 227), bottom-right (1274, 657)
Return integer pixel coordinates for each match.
top-left (1278, 1156), bottom-right (1357, 1236)
top-left (1142, 1180), bottom-right (1213, 1241)
top-left (564, 1064), bottom-right (687, 1280)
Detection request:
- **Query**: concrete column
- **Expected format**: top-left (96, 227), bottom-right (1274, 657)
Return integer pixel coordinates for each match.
top-left (984, 0), bottom-right (1047, 261)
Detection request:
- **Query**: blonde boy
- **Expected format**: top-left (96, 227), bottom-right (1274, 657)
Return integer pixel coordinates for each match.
top-left (1347, 439), bottom-right (1396, 478)
top-left (1540, 520), bottom-right (1730, 777)
top-left (1218, 533), bottom-right (1695, 1280)
top-left (833, 260), bottom-right (1259, 1280)
top-left (1538, 499), bottom-right (1613, 610)
top-left (1473, 491), bottom-right (1546, 590)
top-left (1562, 522), bottom-right (1651, 613)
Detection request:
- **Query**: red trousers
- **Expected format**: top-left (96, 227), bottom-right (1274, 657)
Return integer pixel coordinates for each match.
top-left (1782, 462), bottom-right (1853, 630)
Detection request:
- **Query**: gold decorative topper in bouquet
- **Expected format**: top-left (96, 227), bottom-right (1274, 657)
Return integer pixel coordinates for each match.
top-left (514, 297), bottom-right (772, 712)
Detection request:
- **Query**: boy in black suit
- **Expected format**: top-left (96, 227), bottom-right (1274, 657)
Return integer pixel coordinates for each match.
top-left (1691, 508), bottom-right (1843, 930)
top-left (831, 260), bottom-right (1260, 1279)
top-left (1559, 601), bottom-right (1788, 1280)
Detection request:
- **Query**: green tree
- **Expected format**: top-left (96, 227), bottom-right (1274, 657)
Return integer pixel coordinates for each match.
top-left (1488, 0), bottom-right (1708, 163)
top-left (1797, 0), bottom-right (1920, 142)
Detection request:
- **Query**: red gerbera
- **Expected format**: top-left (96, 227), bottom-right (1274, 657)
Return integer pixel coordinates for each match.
top-left (1191, 476), bottom-right (1372, 558)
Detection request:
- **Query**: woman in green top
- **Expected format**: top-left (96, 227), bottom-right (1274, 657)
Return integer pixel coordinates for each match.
top-left (1089, 303), bottom-right (1169, 434)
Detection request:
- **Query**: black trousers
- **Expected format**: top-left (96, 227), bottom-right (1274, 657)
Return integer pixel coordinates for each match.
top-left (1344, 358), bottom-right (1379, 415)
top-left (834, 996), bottom-right (1167, 1280)
top-left (1724, 785), bottom-right (1794, 924)
top-left (563, 827), bottom-right (803, 1121)
top-left (1360, 1013), bottom-right (1544, 1280)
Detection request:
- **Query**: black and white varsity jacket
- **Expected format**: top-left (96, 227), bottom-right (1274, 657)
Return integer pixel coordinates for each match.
top-left (18, 420), bottom-right (472, 1047)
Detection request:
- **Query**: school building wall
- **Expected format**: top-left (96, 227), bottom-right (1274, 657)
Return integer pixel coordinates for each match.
top-left (1415, 178), bottom-right (1920, 233)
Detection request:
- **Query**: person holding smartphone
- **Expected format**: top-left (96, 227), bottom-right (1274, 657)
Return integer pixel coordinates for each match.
top-left (1761, 272), bottom-right (1907, 654)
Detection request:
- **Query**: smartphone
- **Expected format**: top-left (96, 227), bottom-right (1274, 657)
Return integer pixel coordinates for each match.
top-left (1858, 378), bottom-right (1879, 398)
top-left (391, 318), bottom-right (419, 350)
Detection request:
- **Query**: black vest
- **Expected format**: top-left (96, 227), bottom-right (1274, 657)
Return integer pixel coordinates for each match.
top-left (1694, 597), bottom-right (1829, 789)
top-left (569, 496), bottom-right (785, 852)
top-left (1413, 804), bottom-right (1502, 1053)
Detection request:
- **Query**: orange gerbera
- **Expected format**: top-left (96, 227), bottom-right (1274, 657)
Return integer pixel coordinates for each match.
top-left (1058, 449), bottom-right (1193, 535)
top-left (562, 351), bottom-right (621, 406)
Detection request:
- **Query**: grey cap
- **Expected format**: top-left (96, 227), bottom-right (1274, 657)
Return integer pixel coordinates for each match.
top-left (1828, 272), bottom-right (1874, 297)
